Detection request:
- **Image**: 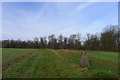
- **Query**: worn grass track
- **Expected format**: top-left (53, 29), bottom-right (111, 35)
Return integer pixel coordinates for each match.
top-left (3, 49), bottom-right (81, 78)
top-left (2, 48), bottom-right (118, 78)
top-left (55, 50), bottom-right (118, 77)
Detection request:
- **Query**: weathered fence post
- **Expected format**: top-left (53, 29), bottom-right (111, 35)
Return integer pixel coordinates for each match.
top-left (80, 52), bottom-right (89, 67)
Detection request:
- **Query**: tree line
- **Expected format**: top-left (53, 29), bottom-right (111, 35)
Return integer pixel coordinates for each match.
top-left (1, 25), bottom-right (119, 52)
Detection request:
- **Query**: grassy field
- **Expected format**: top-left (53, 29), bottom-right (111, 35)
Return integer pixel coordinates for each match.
top-left (2, 48), bottom-right (118, 78)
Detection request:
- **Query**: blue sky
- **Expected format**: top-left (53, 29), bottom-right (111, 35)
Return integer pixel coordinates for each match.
top-left (2, 2), bottom-right (118, 40)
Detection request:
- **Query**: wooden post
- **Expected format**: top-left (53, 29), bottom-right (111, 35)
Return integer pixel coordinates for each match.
top-left (80, 52), bottom-right (89, 67)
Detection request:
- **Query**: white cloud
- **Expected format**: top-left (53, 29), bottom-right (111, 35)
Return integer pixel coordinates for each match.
top-left (2, 5), bottom-right (61, 40)
top-left (79, 20), bottom-right (107, 39)
top-left (2, 2), bottom-right (117, 40)
top-left (69, 2), bottom-right (94, 15)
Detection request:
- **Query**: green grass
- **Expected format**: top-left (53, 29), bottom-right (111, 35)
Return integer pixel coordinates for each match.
top-left (26, 50), bottom-right (81, 78)
top-left (2, 48), bottom-right (38, 64)
top-left (88, 51), bottom-right (118, 62)
top-left (2, 48), bottom-right (118, 78)
top-left (3, 49), bottom-right (81, 78)
top-left (56, 50), bottom-right (118, 77)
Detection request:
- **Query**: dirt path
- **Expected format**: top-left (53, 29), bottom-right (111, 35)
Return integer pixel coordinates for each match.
top-left (52, 50), bottom-right (62, 58)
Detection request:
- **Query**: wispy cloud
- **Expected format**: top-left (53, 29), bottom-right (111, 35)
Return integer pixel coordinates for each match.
top-left (69, 2), bottom-right (94, 15)
top-left (2, 2), bottom-right (117, 40)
